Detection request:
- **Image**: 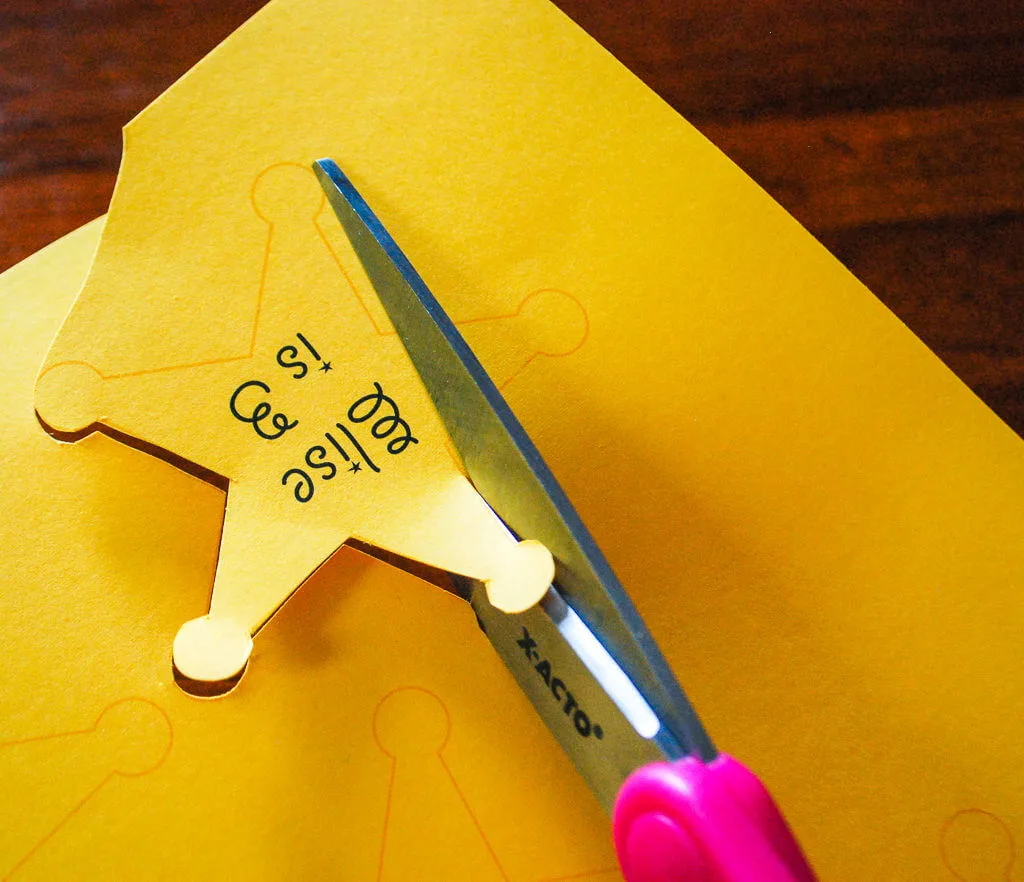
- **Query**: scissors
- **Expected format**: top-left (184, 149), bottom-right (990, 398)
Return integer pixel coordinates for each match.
top-left (314, 158), bottom-right (817, 882)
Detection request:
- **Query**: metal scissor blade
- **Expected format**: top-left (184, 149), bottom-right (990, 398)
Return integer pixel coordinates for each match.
top-left (314, 159), bottom-right (715, 768)
top-left (468, 580), bottom-right (674, 812)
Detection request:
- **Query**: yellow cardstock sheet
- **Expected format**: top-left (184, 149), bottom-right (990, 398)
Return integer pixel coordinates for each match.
top-left (4, 0), bottom-right (1023, 878)
top-left (36, 156), bottom-right (565, 686)
top-left (3, 221), bottom-right (615, 880)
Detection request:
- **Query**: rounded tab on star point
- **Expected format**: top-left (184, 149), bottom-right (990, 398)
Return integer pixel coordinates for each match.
top-left (484, 539), bottom-right (554, 613)
top-left (251, 162), bottom-right (324, 224)
top-left (34, 361), bottom-right (106, 435)
top-left (172, 615), bottom-right (253, 698)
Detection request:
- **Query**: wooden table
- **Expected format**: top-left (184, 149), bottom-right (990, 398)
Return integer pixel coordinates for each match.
top-left (2, 0), bottom-right (1022, 433)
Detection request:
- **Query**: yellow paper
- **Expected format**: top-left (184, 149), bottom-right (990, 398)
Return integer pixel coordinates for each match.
top-left (6, 0), bottom-right (1024, 878)
top-left (36, 156), bottom-right (572, 682)
top-left (2, 220), bottom-right (615, 880)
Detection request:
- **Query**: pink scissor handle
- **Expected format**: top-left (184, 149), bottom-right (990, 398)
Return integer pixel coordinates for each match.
top-left (612, 754), bottom-right (817, 882)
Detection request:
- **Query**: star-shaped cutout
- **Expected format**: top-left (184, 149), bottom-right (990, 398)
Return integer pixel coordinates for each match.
top-left (36, 165), bottom-right (563, 692)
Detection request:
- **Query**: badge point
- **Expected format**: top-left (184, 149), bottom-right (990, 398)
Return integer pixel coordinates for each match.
top-left (35, 361), bottom-right (105, 435)
top-left (172, 615), bottom-right (253, 697)
top-left (484, 539), bottom-right (555, 614)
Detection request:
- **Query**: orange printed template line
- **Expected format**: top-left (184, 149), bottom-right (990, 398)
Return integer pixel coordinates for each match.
top-left (0, 726), bottom-right (96, 748)
top-left (42, 167), bottom-right (585, 387)
top-left (0, 698), bottom-right (172, 753)
top-left (314, 211), bottom-right (393, 337)
top-left (2, 700), bottom-right (172, 878)
top-left (436, 751), bottom-right (510, 882)
top-left (1, 774), bottom-right (113, 881)
top-left (314, 206), bottom-right (546, 338)
top-left (376, 760), bottom-right (397, 882)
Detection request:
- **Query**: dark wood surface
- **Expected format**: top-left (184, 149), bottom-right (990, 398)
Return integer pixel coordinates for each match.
top-left (2, 0), bottom-right (1022, 433)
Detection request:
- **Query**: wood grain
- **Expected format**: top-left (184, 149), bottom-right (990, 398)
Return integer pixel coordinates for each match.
top-left (701, 98), bottom-right (1024, 231)
top-left (1, 0), bottom-right (1022, 434)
